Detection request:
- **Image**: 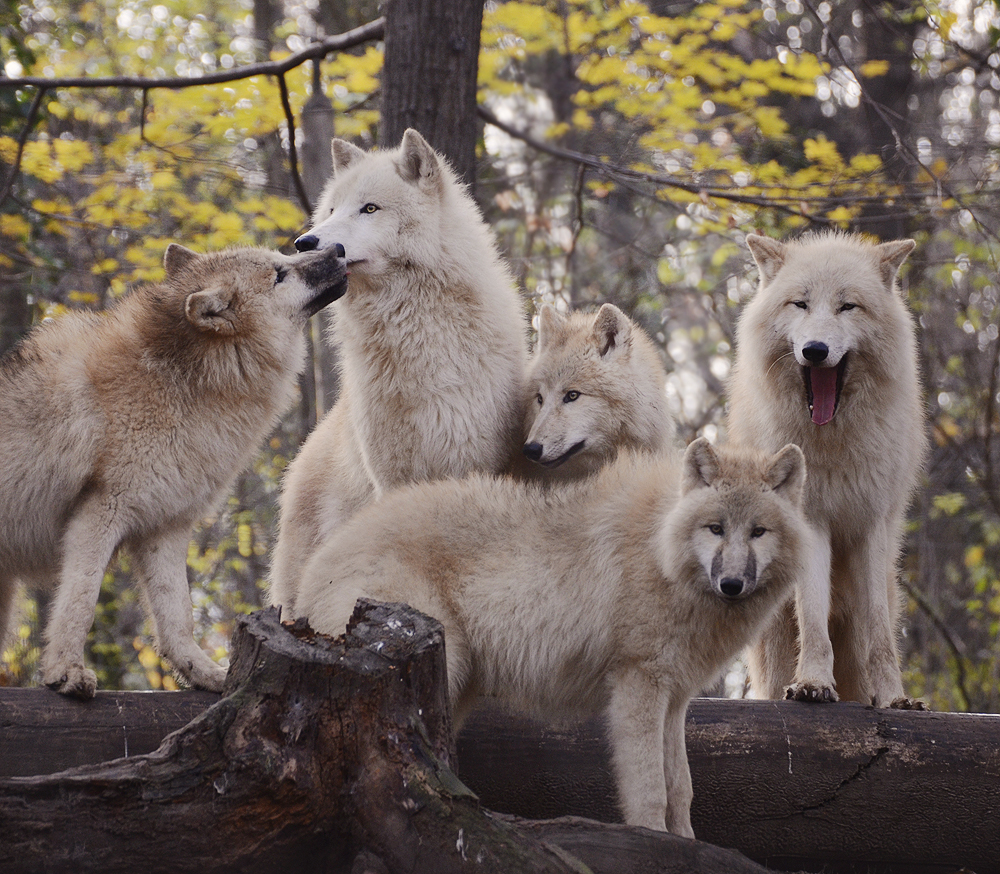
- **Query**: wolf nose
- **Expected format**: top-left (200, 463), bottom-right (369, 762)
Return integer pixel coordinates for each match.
top-left (295, 234), bottom-right (320, 252)
top-left (802, 342), bottom-right (829, 364)
top-left (719, 578), bottom-right (745, 598)
top-left (334, 243), bottom-right (346, 258)
top-left (523, 442), bottom-right (544, 462)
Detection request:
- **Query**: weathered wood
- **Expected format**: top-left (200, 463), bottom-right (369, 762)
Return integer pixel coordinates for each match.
top-left (2, 683), bottom-right (998, 873)
top-left (457, 701), bottom-right (1000, 874)
top-left (0, 606), bottom-right (769, 874)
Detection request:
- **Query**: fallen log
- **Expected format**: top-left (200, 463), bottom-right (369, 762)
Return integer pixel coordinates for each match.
top-left (0, 605), bottom-right (767, 874)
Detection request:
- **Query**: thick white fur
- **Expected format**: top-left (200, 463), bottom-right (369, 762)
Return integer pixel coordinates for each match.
top-left (0, 244), bottom-right (347, 697)
top-left (515, 302), bottom-right (673, 481)
top-left (728, 231), bottom-right (928, 707)
top-left (270, 130), bottom-right (528, 613)
top-left (295, 438), bottom-right (807, 836)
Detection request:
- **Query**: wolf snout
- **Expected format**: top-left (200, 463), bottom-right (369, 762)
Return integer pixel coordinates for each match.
top-left (523, 442), bottom-right (544, 462)
top-left (295, 234), bottom-right (320, 252)
top-left (801, 341), bottom-right (829, 364)
top-left (719, 577), bottom-right (747, 598)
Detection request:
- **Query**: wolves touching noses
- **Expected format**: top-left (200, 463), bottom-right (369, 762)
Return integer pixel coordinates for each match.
top-left (295, 235), bottom-right (336, 253)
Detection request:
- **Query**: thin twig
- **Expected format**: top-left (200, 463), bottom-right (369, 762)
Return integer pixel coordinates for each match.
top-left (899, 578), bottom-right (972, 712)
top-left (0, 86), bottom-right (47, 211)
top-left (277, 73), bottom-right (310, 214)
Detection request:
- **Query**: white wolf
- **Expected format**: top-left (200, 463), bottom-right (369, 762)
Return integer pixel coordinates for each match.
top-left (295, 438), bottom-right (808, 836)
top-left (269, 130), bottom-right (528, 614)
top-left (727, 231), bottom-right (927, 707)
top-left (0, 243), bottom-right (347, 697)
top-left (517, 302), bottom-right (673, 481)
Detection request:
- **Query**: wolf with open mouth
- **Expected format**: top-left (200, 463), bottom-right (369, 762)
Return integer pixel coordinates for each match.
top-left (727, 230), bottom-right (928, 709)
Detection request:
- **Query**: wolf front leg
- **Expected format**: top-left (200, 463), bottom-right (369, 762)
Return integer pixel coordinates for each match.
top-left (606, 671), bottom-right (694, 837)
top-left (41, 501), bottom-right (125, 698)
top-left (835, 521), bottom-right (913, 707)
top-left (787, 523), bottom-right (838, 702)
top-left (132, 525), bottom-right (227, 692)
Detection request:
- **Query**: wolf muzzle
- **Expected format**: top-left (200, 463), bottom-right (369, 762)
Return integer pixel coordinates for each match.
top-left (298, 243), bottom-right (349, 316)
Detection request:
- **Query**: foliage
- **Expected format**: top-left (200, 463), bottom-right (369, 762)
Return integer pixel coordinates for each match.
top-left (3, 0), bottom-right (1000, 712)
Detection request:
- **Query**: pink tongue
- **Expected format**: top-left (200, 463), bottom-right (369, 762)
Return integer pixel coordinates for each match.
top-left (809, 367), bottom-right (838, 425)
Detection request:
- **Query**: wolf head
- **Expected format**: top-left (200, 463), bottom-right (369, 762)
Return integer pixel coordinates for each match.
top-left (293, 129), bottom-right (464, 281)
top-left (523, 303), bottom-right (670, 476)
top-left (743, 231), bottom-right (915, 426)
top-left (163, 243), bottom-right (348, 332)
top-left (669, 437), bottom-right (806, 602)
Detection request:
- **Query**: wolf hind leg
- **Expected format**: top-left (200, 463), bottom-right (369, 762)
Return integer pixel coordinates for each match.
top-left (42, 504), bottom-right (124, 698)
top-left (132, 525), bottom-right (226, 692)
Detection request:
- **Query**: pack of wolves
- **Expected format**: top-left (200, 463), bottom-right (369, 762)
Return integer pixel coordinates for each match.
top-left (1, 128), bottom-right (928, 836)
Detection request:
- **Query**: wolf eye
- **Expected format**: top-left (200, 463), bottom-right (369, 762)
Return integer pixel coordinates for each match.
top-left (839, 303), bottom-right (856, 312)
top-left (274, 266), bottom-right (288, 284)
top-left (564, 390), bottom-right (580, 403)
top-left (792, 300), bottom-right (807, 310)
top-left (751, 526), bottom-right (767, 538)
top-left (708, 523), bottom-right (724, 536)
top-left (535, 393), bottom-right (543, 406)
top-left (361, 203), bottom-right (380, 214)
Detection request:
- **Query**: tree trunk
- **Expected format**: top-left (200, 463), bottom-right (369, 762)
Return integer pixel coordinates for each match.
top-left (379, 0), bottom-right (485, 188)
top-left (0, 605), bottom-right (766, 874)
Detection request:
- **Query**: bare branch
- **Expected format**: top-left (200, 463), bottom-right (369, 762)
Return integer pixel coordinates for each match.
top-left (0, 18), bottom-right (385, 92)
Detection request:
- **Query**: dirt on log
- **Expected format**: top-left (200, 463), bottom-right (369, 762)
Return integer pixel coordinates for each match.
top-left (0, 604), bottom-right (769, 874)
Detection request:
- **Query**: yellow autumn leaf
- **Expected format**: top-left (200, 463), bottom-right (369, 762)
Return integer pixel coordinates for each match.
top-left (859, 59), bottom-right (890, 78)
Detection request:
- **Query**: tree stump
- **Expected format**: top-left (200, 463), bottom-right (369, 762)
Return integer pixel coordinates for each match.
top-left (0, 603), bottom-right (769, 874)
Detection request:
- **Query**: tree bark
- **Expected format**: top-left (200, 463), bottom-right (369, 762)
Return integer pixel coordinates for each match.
top-left (379, 0), bottom-right (485, 188)
top-left (0, 605), bottom-right (767, 874)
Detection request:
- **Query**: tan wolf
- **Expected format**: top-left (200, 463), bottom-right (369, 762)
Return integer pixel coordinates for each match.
top-left (294, 438), bottom-right (808, 836)
top-left (269, 129), bottom-right (527, 614)
top-left (517, 302), bottom-right (673, 481)
top-left (0, 243), bottom-right (347, 698)
top-left (727, 231), bottom-right (927, 707)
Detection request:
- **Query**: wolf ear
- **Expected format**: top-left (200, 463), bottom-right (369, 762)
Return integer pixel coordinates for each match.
top-left (331, 138), bottom-right (366, 175)
top-left (746, 233), bottom-right (786, 286)
top-left (766, 443), bottom-right (806, 507)
top-left (396, 128), bottom-right (443, 194)
top-left (876, 239), bottom-right (916, 292)
top-left (164, 244), bottom-right (200, 278)
top-left (592, 303), bottom-right (633, 358)
top-left (682, 437), bottom-right (721, 494)
top-left (537, 303), bottom-right (568, 353)
top-left (185, 286), bottom-right (237, 335)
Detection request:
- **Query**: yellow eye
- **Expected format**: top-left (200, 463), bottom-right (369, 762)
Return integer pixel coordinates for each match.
top-left (361, 203), bottom-right (379, 214)
top-left (564, 390), bottom-right (580, 403)
top-left (708, 523), bottom-right (724, 536)
top-left (751, 526), bottom-right (767, 538)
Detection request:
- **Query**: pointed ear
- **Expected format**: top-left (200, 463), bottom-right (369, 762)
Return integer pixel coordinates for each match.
top-left (536, 303), bottom-right (568, 353)
top-left (185, 286), bottom-right (236, 335)
top-left (682, 437), bottom-right (721, 495)
top-left (164, 244), bottom-right (200, 278)
top-left (746, 233), bottom-right (786, 286)
top-left (766, 443), bottom-right (806, 507)
top-left (592, 303), bottom-right (633, 358)
top-left (331, 138), bottom-right (366, 174)
top-left (396, 128), bottom-right (442, 193)
top-left (876, 239), bottom-right (916, 291)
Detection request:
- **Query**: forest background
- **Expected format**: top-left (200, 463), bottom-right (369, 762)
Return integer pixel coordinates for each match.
top-left (1, 0), bottom-right (999, 713)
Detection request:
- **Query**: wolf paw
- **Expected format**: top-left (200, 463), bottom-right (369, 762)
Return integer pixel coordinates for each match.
top-left (785, 682), bottom-right (838, 703)
top-left (44, 664), bottom-right (98, 699)
top-left (888, 696), bottom-right (928, 711)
